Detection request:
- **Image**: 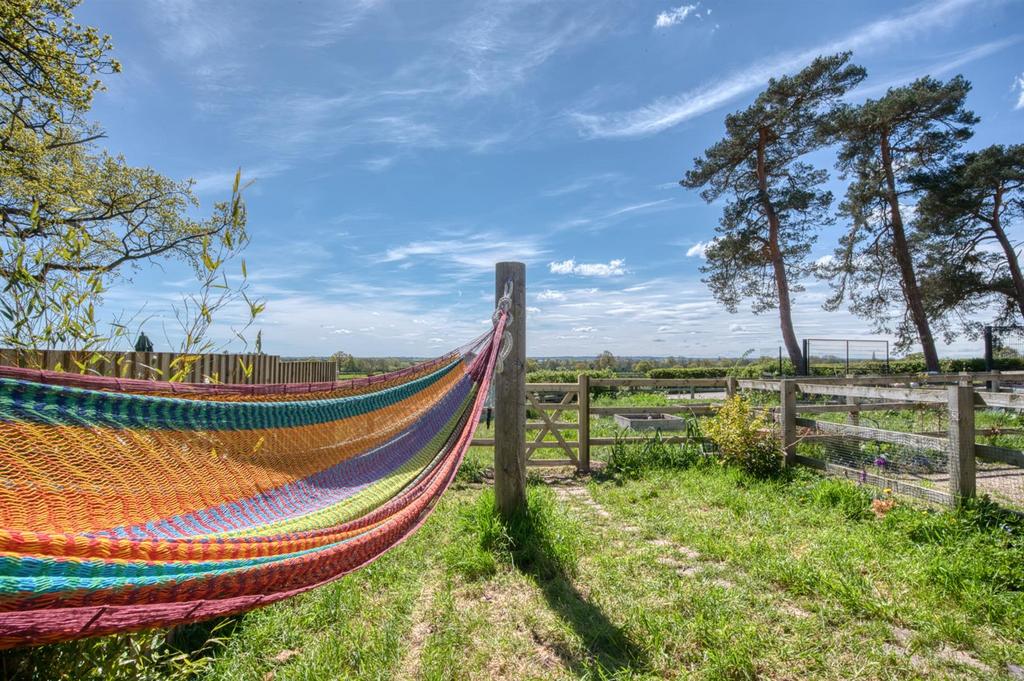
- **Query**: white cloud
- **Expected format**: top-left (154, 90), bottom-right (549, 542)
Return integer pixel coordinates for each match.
top-left (686, 240), bottom-right (715, 258)
top-left (538, 289), bottom-right (567, 301)
top-left (572, 0), bottom-right (982, 138)
top-left (654, 4), bottom-right (698, 29)
top-left (549, 258), bottom-right (627, 277)
top-left (573, 326), bottom-right (597, 333)
top-left (381, 232), bottom-right (547, 277)
top-left (815, 254), bottom-right (835, 267)
top-left (1015, 72), bottom-right (1024, 109)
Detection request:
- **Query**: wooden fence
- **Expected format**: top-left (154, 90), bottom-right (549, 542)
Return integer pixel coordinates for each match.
top-left (471, 376), bottom-right (732, 472)
top-left (471, 371), bottom-right (1024, 509)
top-left (0, 348), bottom-right (338, 384)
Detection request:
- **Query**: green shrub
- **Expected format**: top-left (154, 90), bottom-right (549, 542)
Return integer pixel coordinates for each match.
top-left (702, 396), bottom-right (781, 478)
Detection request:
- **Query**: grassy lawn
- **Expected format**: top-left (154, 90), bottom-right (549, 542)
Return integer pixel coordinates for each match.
top-left (5, 445), bottom-right (1024, 680)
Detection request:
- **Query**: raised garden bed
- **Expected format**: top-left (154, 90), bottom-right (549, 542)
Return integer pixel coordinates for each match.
top-left (613, 413), bottom-right (689, 431)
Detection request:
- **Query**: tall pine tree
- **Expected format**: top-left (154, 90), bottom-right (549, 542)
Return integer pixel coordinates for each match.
top-left (820, 76), bottom-right (977, 371)
top-left (682, 53), bottom-right (865, 371)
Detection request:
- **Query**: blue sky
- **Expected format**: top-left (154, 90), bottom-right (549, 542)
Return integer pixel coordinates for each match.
top-left (78, 0), bottom-right (1024, 358)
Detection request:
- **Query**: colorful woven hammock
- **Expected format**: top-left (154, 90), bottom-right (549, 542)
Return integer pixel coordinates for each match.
top-left (0, 314), bottom-right (506, 649)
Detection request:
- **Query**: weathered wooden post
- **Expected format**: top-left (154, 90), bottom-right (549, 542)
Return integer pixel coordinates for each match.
top-left (779, 379), bottom-right (797, 466)
top-left (725, 376), bottom-right (737, 400)
top-left (947, 384), bottom-right (976, 504)
top-left (577, 373), bottom-right (590, 474)
top-left (494, 262), bottom-right (527, 517)
top-left (845, 395), bottom-right (860, 426)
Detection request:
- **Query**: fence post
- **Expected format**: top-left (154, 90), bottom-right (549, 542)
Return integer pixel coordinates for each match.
top-left (990, 370), bottom-right (1001, 393)
top-left (780, 379), bottom-right (797, 466)
top-left (983, 325), bottom-right (993, 372)
top-left (725, 376), bottom-right (737, 400)
top-left (494, 262), bottom-right (527, 518)
top-left (947, 385), bottom-right (976, 504)
top-left (577, 373), bottom-right (590, 474)
top-left (845, 395), bottom-right (860, 426)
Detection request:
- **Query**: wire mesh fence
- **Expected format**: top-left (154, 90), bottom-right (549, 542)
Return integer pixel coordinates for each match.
top-left (792, 391), bottom-right (953, 505)
top-left (737, 377), bottom-right (1024, 511)
top-left (802, 338), bottom-right (890, 376)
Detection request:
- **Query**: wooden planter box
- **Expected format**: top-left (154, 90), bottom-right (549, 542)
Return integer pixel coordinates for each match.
top-left (613, 413), bottom-right (689, 431)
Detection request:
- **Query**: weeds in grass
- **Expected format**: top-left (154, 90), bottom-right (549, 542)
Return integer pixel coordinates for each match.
top-left (800, 477), bottom-right (874, 520)
top-left (0, 618), bottom-right (234, 681)
top-left (454, 454), bottom-right (488, 486)
top-left (447, 486), bottom-right (582, 582)
top-left (603, 430), bottom-right (703, 482)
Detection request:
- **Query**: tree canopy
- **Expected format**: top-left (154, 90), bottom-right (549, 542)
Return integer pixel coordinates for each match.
top-left (913, 144), bottom-right (1024, 336)
top-left (0, 0), bottom-right (256, 356)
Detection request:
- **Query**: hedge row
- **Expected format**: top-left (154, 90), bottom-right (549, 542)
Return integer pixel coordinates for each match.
top-left (525, 358), bottom-right (1024, 383)
top-left (647, 356), bottom-right (1024, 379)
top-left (524, 369), bottom-right (617, 384)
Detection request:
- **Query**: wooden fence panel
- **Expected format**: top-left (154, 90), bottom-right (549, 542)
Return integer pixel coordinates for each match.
top-left (0, 348), bottom-right (337, 385)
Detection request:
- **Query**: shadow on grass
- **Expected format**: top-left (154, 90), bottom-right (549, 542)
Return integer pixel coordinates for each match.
top-left (501, 487), bottom-right (649, 677)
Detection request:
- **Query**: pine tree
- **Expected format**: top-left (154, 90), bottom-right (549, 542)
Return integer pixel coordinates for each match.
top-left (682, 53), bottom-right (865, 371)
top-left (819, 76), bottom-right (978, 370)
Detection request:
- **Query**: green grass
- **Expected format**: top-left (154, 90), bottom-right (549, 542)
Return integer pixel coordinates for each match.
top-left (6, 443), bottom-right (1024, 679)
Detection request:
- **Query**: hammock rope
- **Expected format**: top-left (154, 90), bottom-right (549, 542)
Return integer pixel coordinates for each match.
top-left (0, 307), bottom-right (509, 649)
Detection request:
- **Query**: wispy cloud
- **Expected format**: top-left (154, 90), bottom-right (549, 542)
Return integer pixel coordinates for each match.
top-left (654, 4), bottom-right (699, 29)
top-left (189, 161), bottom-right (290, 196)
top-left (852, 36), bottom-right (1021, 98)
top-left (549, 258), bottom-right (627, 277)
top-left (302, 0), bottom-right (386, 48)
top-left (1015, 72), bottom-right (1024, 109)
top-left (553, 198), bottom-right (676, 233)
top-left (571, 0), bottom-right (986, 138)
top-left (542, 172), bottom-right (624, 197)
top-left (381, 232), bottom-right (547, 277)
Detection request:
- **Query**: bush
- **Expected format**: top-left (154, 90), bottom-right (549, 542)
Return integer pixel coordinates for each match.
top-left (702, 396), bottom-right (781, 478)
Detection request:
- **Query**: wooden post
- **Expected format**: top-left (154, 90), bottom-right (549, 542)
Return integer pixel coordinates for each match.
top-left (948, 385), bottom-right (976, 504)
top-left (845, 395), bottom-right (860, 426)
top-left (494, 262), bottom-right (527, 517)
top-left (725, 376), bottom-right (737, 400)
top-left (780, 379), bottom-right (797, 466)
top-left (577, 373), bottom-right (590, 474)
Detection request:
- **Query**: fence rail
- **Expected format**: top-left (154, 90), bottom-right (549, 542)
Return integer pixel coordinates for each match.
top-left (0, 348), bottom-right (338, 385)
top-left (471, 376), bottom-right (734, 471)
top-left (471, 371), bottom-right (1024, 510)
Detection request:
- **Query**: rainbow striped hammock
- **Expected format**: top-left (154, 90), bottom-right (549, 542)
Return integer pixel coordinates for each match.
top-left (0, 314), bottom-right (506, 649)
